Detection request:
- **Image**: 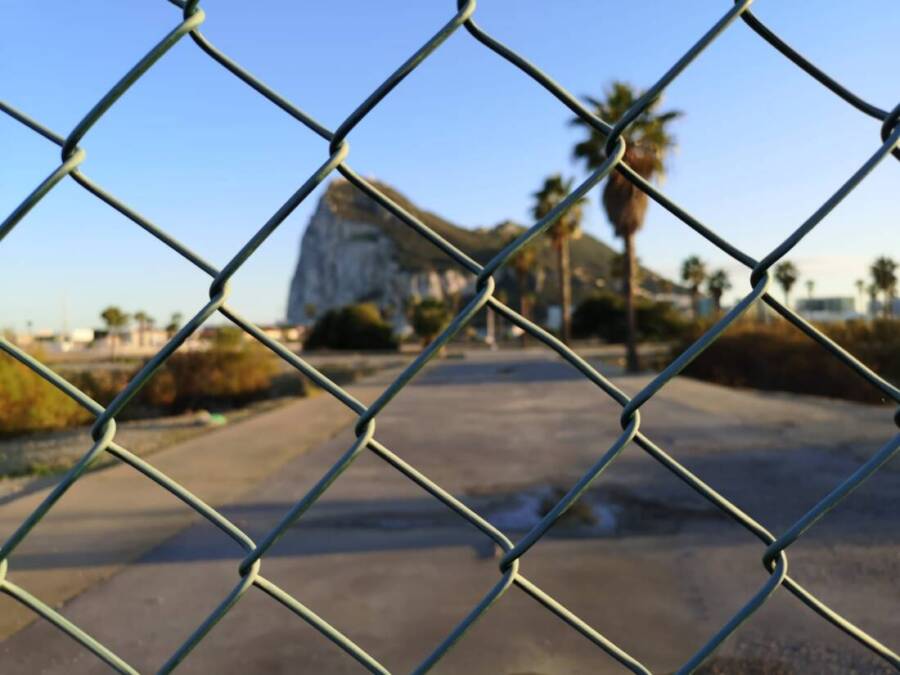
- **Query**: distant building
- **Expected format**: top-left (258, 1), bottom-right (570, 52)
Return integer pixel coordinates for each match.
top-left (92, 326), bottom-right (169, 353)
top-left (57, 328), bottom-right (95, 352)
top-left (795, 296), bottom-right (858, 323)
top-left (258, 324), bottom-right (305, 344)
top-left (69, 328), bottom-right (95, 345)
top-left (10, 328), bottom-right (95, 353)
top-left (867, 297), bottom-right (900, 318)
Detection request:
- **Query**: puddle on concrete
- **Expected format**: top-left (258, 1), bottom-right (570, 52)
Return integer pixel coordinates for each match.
top-left (473, 485), bottom-right (618, 537)
top-left (290, 482), bottom-right (719, 539)
top-left (470, 482), bottom-right (721, 539)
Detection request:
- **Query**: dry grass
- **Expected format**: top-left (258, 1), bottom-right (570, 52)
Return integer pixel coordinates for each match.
top-left (680, 318), bottom-right (899, 404)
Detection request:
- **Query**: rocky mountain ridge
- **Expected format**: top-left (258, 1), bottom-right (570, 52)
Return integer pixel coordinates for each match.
top-left (287, 179), bottom-right (684, 329)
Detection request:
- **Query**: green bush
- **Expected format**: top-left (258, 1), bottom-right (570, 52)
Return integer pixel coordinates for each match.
top-left (304, 303), bottom-right (397, 351)
top-left (572, 291), bottom-right (688, 342)
top-left (680, 319), bottom-right (900, 404)
top-left (411, 298), bottom-right (451, 345)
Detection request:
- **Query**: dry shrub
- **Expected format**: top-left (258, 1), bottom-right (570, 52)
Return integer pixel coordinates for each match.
top-left (680, 319), bottom-right (899, 404)
top-left (138, 341), bottom-right (280, 413)
top-left (0, 355), bottom-right (91, 435)
top-left (1, 339), bottom-right (283, 436)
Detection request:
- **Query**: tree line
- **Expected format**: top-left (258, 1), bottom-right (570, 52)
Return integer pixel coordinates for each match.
top-left (99, 307), bottom-right (183, 357)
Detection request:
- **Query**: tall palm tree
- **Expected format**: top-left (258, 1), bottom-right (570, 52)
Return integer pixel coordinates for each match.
top-left (133, 310), bottom-right (150, 348)
top-left (774, 261), bottom-right (798, 308)
top-left (572, 81), bottom-right (681, 371)
top-left (165, 311), bottom-right (183, 338)
top-left (706, 269), bottom-right (731, 314)
top-left (867, 283), bottom-right (879, 319)
top-left (681, 255), bottom-right (707, 318)
top-left (871, 256), bottom-right (897, 318)
top-left (805, 279), bottom-right (815, 300)
top-left (508, 234), bottom-right (538, 346)
top-left (100, 306), bottom-right (130, 359)
top-left (531, 174), bottom-right (586, 344)
top-left (610, 252), bottom-right (642, 292)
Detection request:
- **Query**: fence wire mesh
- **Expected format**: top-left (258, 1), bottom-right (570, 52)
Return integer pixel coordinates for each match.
top-left (1, 1), bottom-right (898, 673)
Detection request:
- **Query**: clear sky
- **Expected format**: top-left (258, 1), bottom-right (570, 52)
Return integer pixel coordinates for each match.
top-left (2, 1), bottom-right (897, 332)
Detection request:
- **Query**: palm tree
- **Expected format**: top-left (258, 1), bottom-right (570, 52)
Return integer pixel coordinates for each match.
top-left (531, 174), bottom-right (586, 344)
top-left (572, 81), bottom-right (681, 371)
top-left (867, 283), bottom-right (879, 319)
top-left (507, 233), bottom-right (538, 346)
top-left (681, 256), bottom-right (707, 318)
top-left (706, 269), bottom-right (731, 314)
top-left (774, 261), bottom-right (798, 308)
top-left (165, 311), bottom-right (183, 338)
top-left (100, 306), bottom-right (130, 359)
top-left (610, 252), bottom-right (642, 293)
top-left (133, 310), bottom-right (150, 348)
top-left (871, 256), bottom-right (897, 318)
top-left (805, 279), bottom-right (815, 299)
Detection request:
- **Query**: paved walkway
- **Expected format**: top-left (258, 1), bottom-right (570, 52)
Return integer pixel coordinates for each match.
top-left (0, 380), bottom-right (381, 638)
top-left (1, 353), bottom-right (898, 673)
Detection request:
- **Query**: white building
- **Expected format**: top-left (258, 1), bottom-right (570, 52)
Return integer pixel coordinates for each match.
top-left (795, 296), bottom-right (858, 323)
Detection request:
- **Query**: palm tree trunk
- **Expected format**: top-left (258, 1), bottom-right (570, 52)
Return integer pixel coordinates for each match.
top-left (623, 231), bottom-right (639, 372)
top-left (517, 269), bottom-right (529, 347)
top-left (558, 238), bottom-right (572, 344)
top-left (520, 294), bottom-right (530, 347)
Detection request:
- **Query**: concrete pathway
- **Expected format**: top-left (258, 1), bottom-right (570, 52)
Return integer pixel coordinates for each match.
top-left (0, 378), bottom-right (388, 638)
top-left (1, 353), bottom-right (898, 673)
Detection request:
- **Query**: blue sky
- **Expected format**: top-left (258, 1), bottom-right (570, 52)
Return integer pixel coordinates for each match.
top-left (2, 1), bottom-right (897, 332)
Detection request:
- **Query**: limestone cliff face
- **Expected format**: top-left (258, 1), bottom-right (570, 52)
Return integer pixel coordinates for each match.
top-left (286, 181), bottom-right (472, 330)
top-left (287, 178), bottom-right (687, 330)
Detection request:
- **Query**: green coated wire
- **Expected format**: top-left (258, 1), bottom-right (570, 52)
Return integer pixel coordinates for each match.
top-left (0, 0), bottom-right (898, 673)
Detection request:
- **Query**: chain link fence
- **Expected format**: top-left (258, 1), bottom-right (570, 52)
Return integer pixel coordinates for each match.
top-left (1, 1), bottom-right (898, 672)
